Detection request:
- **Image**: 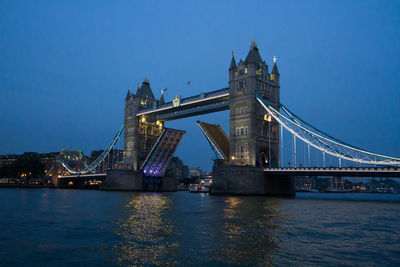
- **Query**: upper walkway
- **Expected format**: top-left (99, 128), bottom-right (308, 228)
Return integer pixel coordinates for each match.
top-left (136, 88), bottom-right (229, 121)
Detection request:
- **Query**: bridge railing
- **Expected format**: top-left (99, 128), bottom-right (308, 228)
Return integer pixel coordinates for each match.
top-left (138, 88), bottom-right (229, 114)
top-left (156, 100), bottom-right (229, 120)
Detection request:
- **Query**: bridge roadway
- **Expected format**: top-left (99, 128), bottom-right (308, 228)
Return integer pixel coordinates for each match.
top-left (58, 173), bottom-right (107, 179)
top-left (136, 88), bottom-right (229, 121)
top-left (263, 167), bottom-right (400, 177)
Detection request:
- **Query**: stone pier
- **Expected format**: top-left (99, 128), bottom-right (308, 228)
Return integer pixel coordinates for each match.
top-left (210, 165), bottom-right (295, 196)
top-left (100, 170), bottom-right (176, 191)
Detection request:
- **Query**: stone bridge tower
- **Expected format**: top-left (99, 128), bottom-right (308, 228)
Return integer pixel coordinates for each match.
top-left (124, 79), bottom-right (163, 171)
top-left (228, 41), bottom-right (280, 168)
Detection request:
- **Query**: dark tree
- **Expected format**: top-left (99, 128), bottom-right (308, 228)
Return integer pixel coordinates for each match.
top-left (12, 154), bottom-right (45, 182)
top-left (0, 165), bottom-right (18, 179)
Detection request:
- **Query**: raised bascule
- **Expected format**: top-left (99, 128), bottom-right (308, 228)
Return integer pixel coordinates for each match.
top-left (61, 41), bottom-right (400, 195)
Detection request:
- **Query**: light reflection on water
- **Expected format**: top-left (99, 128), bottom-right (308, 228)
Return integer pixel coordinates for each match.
top-left (1, 190), bottom-right (400, 266)
top-left (216, 197), bottom-right (282, 266)
top-left (112, 194), bottom-right (284, 266)
top-left (113, 193), bottom-right (178, 266)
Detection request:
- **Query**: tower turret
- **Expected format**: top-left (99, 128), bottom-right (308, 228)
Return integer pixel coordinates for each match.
top-left (271, 56), bottom-right (280, 84)
top-left (125, 86), bottom-right (131, 101)
top-left (137, 78), bottom-right (156, 108)
top-left (229, 51), bottom-right (237, 81)
top-left (244, 41), bottom-right (262, 77)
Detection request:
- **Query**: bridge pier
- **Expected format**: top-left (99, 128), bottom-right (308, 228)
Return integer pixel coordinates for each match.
top-left (210, 166), bottom-right (295, 196)
top-left (100, 170), bottom-right (177, 191)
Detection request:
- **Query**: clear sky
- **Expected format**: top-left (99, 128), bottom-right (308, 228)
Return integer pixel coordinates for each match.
top-left (1, 0), bottom-right (399, 171)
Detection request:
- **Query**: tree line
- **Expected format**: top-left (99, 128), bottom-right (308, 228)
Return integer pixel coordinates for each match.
top-left (0, 154), bottom-right (45, 181)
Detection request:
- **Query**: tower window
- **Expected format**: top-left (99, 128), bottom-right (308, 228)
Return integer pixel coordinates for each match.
top-left (236, 126), bottom-right (248, 136)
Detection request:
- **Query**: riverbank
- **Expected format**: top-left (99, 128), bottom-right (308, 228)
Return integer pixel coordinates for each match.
top-left (0, 183), bottom-right (55, 189)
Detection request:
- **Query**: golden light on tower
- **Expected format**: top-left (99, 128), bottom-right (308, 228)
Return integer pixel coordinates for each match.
top-left (264, 114), bottom-right (272, 122)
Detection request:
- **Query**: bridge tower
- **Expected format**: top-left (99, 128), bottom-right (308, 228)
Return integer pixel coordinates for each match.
top-left (124, 79), bottom-right (162, 171)
top-left (228, 41), bottom-right (280, 168)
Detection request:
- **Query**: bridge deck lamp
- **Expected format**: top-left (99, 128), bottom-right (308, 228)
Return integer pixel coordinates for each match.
top-left (264, 114), bottom-right (272, 122)
top-left (231, 156), bottom-right (235, 160)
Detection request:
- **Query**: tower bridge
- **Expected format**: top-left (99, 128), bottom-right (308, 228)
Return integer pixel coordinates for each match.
top-left (61, 41), bottom-right (400, 195)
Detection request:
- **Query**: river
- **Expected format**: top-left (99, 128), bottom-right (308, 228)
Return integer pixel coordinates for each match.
top-left (0, 189), bottom-right (399, 266)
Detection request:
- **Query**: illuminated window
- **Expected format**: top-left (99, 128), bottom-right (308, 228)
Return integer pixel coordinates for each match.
top-left (256, 68), bottom-right (261, 75)
top-left (245, 67), bottom-right (248, 74)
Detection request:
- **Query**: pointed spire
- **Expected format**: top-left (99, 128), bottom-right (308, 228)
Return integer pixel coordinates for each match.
top-left (245, 40), bottom-right (262, 65)
top-left (272, 56), bottom-right (279, 75)
top-left (125, 86), bottom-right (131, 100)
top-left (136, 78), bottom-right (155, 105)
top-left (229, 50), bottom-right (237, 70)
top-left (160, 88), bottom-right (166, 104)
top-left (251, 38), bottom-right (258, 50)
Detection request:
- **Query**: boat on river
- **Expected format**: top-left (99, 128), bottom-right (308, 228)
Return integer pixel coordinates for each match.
top-left (189, 179), bottom-right (212, 193)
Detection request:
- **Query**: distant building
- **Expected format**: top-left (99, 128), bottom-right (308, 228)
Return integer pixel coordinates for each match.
top-left (0, 154), bottom-right (19, 168)
top-left (0, 152), bottom-right (60, 176)
top-left (183, 165), bottom-right (189, 179)
top-left (295, 176), bottom-right (317, 190)
top-left (189, 167), bottom-right (204, 178)
top-left (165, 156), bottom-right (191, 180)
top-left (167, 157), bottom-right (184, 179)
top-left (90, 149), bottom-right (124, 170)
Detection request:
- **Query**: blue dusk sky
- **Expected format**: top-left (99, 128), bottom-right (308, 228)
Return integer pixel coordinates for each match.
top-left (0, 0), bottom-right (399, 171)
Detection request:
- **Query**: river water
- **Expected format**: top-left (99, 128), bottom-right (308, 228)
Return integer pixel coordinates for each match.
top-left (0, 189), bottom-right (399, 266)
